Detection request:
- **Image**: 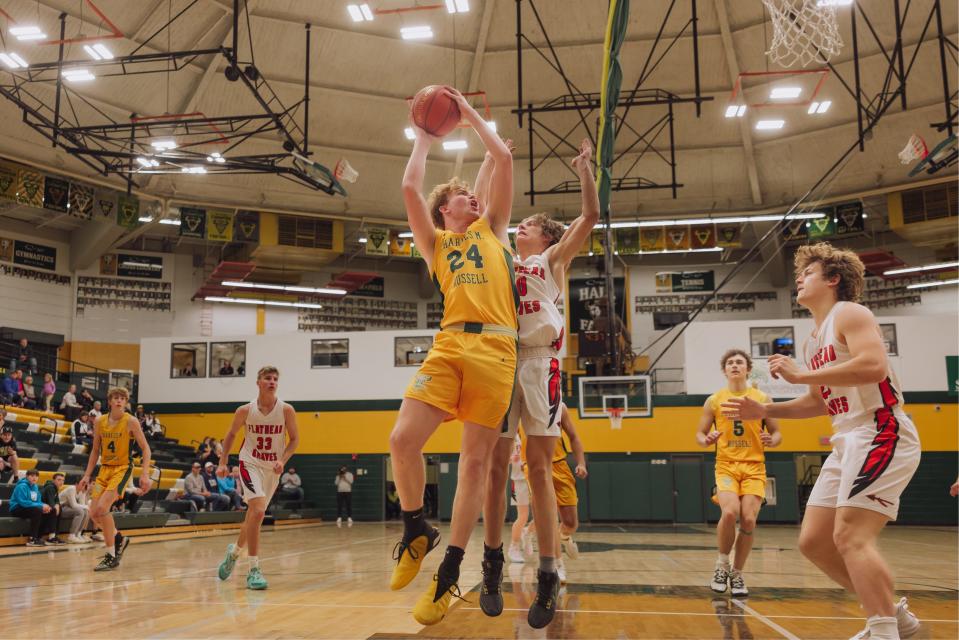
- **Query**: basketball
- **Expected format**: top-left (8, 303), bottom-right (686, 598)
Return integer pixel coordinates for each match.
top-left (410, 85), bottom-right (461, 137)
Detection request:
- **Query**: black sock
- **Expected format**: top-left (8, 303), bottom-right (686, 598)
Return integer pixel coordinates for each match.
top-left (401, 508), bottom-right (426, 539)
top-left (435, 546), bottom-right (464, 599)
top-left (483, 543), bottom-right (504, 561)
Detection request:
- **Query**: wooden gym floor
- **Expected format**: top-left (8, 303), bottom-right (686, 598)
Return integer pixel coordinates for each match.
top-left (1, 521), bottom-right (955, 639)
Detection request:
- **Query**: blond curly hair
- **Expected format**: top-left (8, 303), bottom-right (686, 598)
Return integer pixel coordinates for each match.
top-left (426, 178), bottom-right (471, 230)
top-left (794, 242), bottom-right (865, 302)
top-left (524, 213), bottom-right (566, 247)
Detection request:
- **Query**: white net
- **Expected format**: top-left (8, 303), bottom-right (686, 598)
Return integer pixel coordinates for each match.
top-left (607, 408), bottom-right (623, 430)
top-left (898, 134), bottom-right (928, 164)
top-left (762, 0), bottom-right (843, 68)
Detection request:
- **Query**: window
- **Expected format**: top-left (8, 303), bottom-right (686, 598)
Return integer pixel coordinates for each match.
top-left (210, 342), bottom-right (246, 377)
top-left (880, 323), bottom-right (898, 356)
top-left (395, 336), bottom-right (433, 366)
top-left (171, 343), bottom-right (207, 378)
top-left (749, 326), bottom-right (795, 358)
top-left (311, 339), bottom-right (349, 368)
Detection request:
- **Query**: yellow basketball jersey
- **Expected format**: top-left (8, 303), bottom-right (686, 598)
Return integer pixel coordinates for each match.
top-left (432, 216), bottom-right (518, 329)
top-left (96, 413), bottom-right (132, 466)
top-left (708, 387), bottom-right (768, 462)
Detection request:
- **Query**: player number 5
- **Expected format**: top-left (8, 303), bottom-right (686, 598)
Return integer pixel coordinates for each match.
top-left (733, 420), bottom-right (744, 436)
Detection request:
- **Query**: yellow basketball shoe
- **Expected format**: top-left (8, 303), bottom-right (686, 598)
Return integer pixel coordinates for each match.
top-left (412, 572), bottom-right (462, 626)
top-left (390, 525), bottom-right (440, 591)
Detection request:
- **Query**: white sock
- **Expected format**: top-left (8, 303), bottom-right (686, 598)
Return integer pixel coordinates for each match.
top-left (866, 615), bottom-right (899, 640)
top-left (249, 556), bottom-right (259, 569)
top-left (230, 544), bottom-right (242, 559)
top-left (106, 545), bottom-right (116, 557)
top-left (717, 553), bottom-right (730, 567)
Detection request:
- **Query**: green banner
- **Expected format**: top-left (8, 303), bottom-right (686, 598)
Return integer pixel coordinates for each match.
top-left (117, 194), bottom-right (140, 229)
top-left (808, 216), bottom-right (836, 239)
top-left (947, 356), bottom-right (958, 396)
top-left (595, 0), bottom-right (629, 216)
top-left (179, 207), bottom-right (206, 238)
top-left (234, 210), bottom-right (260, 243)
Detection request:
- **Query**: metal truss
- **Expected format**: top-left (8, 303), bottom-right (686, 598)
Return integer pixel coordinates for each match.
top-left (0, 0), bottom-right (343, 195)
top-left (513, 0), bottom-right (711, 205)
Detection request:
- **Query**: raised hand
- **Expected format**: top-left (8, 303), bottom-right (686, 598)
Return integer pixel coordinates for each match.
top-left (768, 354), bottom-right (804, 383)
top-left (571, 139), bottom-right (593, 172)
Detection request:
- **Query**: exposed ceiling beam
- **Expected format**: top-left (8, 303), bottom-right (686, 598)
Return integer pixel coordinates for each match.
top-left (130, 0), bottom-right (169, 42)
top-left (451, 0), bottom-right (497, 178)
top-left (714, 0), bottom-right (762, 206)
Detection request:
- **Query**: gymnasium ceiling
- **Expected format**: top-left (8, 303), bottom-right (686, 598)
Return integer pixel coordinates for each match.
top-left (0, 0), bottom-right (955, 247)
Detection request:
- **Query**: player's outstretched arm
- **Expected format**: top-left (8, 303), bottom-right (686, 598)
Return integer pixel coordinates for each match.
top-left (77, 427), bottom-right (101, 493)
top-left (217, 406), bottom-right (248, 477)
top-left (129, 417), bottom-right (153, 494)
top-left (695, 398), bottom-right (719, 447)
top-left (444, 88), bottom-right (513, 239)
top-left (559, 404), bottom-right (587, 478)
top-left (402, 125), bottom-right (438, 270)
top-left (722, 387), bottom-right (827, 421)
top-left (547, 140), bottom-right (600, 273)
top-left (275, 404), bottom-right (300, 474)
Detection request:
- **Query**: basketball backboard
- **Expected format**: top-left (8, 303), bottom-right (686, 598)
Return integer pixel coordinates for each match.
top-left (577, 375), bottom-right (652, 420)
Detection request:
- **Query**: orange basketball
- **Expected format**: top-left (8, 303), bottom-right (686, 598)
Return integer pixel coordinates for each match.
top-left (410, 85), bottom-right (461, 137)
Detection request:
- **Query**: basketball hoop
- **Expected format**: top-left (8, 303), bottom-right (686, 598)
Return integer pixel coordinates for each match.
top-left (761, 0), bottom-right (843, 69)
top-left (334, 158), bottom-right (359, 184)
top-left (607, 407), bottom-right (624, 430)
top-left (898, 134), bottom-right (929, 165)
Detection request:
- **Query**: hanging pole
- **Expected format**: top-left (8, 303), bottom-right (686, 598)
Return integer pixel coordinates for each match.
top-left (933, 0), bottom-right (954, 138)
top-left (851, 4), bottom-right (864, 151)
top-left (516, 0), bottom-right (524, 128)
top-left (52, 13), bottom-right (67, 148)
top-left (304, 23), bottom-right (311, 155)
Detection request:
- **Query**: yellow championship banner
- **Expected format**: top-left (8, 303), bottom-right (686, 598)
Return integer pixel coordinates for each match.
top-left (207, 209), bottom-right (235, 242)
top-left (365, 227), bottom-right (389, 256)
top-left (390, 232), bottom-right (412, 256)
top-left (640, 227), bottom-right (665, 251)
top-left (16, 168), bottom-right (44, 207)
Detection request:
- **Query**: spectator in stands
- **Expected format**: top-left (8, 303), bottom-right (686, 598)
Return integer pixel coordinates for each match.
top-left (60, 384), bottom-right (82, 421)
top-left (386, 482), bottom-right (400, 520)
top-left (183, 462), bottom-right (208, 511)
top-left (202, 462), bottom-right (230, 511)
top-left (78, 388), bottom-right (95, 412)
top-left (237, 361), bottom-right (246, 376)
top-left (9, 469), bottom-right (55, 547)
top-left (134, 405), bottom-right (147, 422)
top-left (40, 473), bottom-right (66, 545)
top-left (10, 337), bottom-right (37, 374)
top-left (42, 373), bottom-right (56, 412)
top-left (332, 465), bottom-right (352, 526)
top-left (21, 375), bottom-right (38, 410)
top-left (279, 466), bottom-right (305, 506)
top-left (217, 465), bottom-right (244, 510)
top-left (89, 400), bottom-right (103, 420)
top-left (2, 369), bottom-right (22, 406)
top-left (196, 437), bottom-right (213, 464)
top-left (0, 423), bottom-right (19, 484)
top-left (218, 360), bottom-right (234, 376)
top-left (72, 411), bottom-right (93, 447)
top-left (143, 412), bottom-right (162, 439)
top-left (209, 439), bottom-right (223, 468)
top-left (59, 481), bottom-right (91, 543)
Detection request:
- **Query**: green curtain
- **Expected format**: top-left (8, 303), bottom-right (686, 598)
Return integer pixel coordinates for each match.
top-left (595, 0), bottom-right (630, 214)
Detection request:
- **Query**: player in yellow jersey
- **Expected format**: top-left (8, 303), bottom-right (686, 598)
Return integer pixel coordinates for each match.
top-left (78, 387), bottom-right (152, 571)
top-left (696, 349), bottom-right (781, 597)
top-left (390, 86), bottom-right (518, 626)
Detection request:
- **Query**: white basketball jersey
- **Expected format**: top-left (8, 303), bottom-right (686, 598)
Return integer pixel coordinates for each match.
top-left (802, 302), bottom-right (907, 432)
top-left (514, 253), bottom-right (564, 349)
top-left (239, 397), bottom-right (288, 468)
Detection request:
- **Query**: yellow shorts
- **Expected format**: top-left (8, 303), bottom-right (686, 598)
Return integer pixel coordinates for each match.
top-left (714, 460), bottom-right (766, 499)
top-left (404, 330), bottom-right (517, 429)
top-left (92, 463), bottom-right (133, 499)
top-left (552, 460), bottom-right (578, 507)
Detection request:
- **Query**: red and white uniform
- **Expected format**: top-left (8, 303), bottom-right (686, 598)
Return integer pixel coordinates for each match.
top-left (804, 302), bottom-right (920, 519)
top-left (238, 397), bottom-right (290, 501)
top-left (503, 253), bottom-right (564, 438)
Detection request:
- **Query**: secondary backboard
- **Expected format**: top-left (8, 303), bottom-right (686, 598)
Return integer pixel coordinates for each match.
top-left (577, 375), bottom-right (653, 419)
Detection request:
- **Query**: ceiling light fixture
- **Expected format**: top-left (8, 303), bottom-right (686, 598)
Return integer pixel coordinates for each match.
top-left (62, 68), bottom-right (95, 82)
top-left (817, 0), bottom-right (853, 7)
top-left (83, 43), bottom-right (114, 60)
top-left (347, 4), bottom-right (374, 22)
top-left (151, 139), bottom-right (177, 151)
top-left (159, 218), bottom-right (181, 225)
top-left (0, 52), bottom-right (28, 69)
top-left (206, 152), bottom-right (226, 163)
top-left (725, 105), bottom-right (747, 118)
top-left (883, 261), bottom-right (959, 276)
top-left (770, 86), bottom-right (802, 99)
top-left (808, 100), bottom-right (832, 114)
top-left (180, 166), bottom-right (207, 174)
top-left (906, 278), bottom-right (959, 290)
top-left (443, 140), bottom-right (468, 151)
top-left (221, 281), bottom-right (348, 296)
top-left (10, 26), bottom-right (46, 41)
top-left (401, 26), bottom-right (433, 40)
top-left (756, 119), bottom-right (785, 130)
top-left (205, 296), bottom-right (325, 309)
top-left (137, 216), bottom-right (153, 223)
top-left (445, 0), bottom-right (470, 13)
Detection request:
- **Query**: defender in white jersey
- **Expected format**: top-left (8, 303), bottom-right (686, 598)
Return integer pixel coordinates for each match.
top-left (723, 243), bottom-right (920, 640)
top-left (478, 139), bottom-right (599, 628)
top-left (215, 366), bottom-right (300, 590)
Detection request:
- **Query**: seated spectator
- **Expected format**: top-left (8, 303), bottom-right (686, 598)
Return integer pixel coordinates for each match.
top-left (59, 482), bottom-right (91, 543)
top-left (218, 360), bottom-right (234, 376)
top-left (386, 482), bottom-right (400, 520)
top-left (208, 439), bottom-right (223, 468)
top-left (281, 466), bottom-right (305, 503)
top-left (21, 375), bottom-right (38, 410)
top-left (0, 422), bottom-right (19, 484)
top-left (59, 384), bottom-right (82, 421)
top-left (184, 462), bottom-right (228, 511)
top-left (40, 473), bottom-right (66, 545)
top-left (10, 337), bottom-right (37, 374)
top-left (78, 388), bottom-right (95, 412)
top-left (237, 361), bottom-right (246, 376)
top-left (88, 400), bottom-right (103, 421)
top-left (134, 404), bottom-right (147, 422)
top-left (202, 462), bottom-right (230, 511)
top-left (217, 465), bottom-right (244, 511)
top-left (196, 437), bottom-right (213, 464)
top-left (72, 412), bottom-right (94, 447)
top-left (42, 373), bottom-right (56, 412)
top-left (9, 469), bottom-right (55, 547)
top-left (143, 412), bottom-right (162, 439)
top-left (2, 369), bottom-right (22, 406)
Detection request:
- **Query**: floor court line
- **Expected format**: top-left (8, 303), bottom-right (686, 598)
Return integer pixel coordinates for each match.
top-left (43, 531), bottom-right (394, 602)
top-left (732, 598), bottom-right (802, 640)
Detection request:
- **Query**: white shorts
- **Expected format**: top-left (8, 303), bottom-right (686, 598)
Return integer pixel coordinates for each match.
top-left (502, 356), bottom-right (562, 439)
top-left (806, 412), bottom-right (920, 520)
top-left (511, 476), bottom-right (530, 506)
top-left (238, 460), bottom-right (280, 502)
